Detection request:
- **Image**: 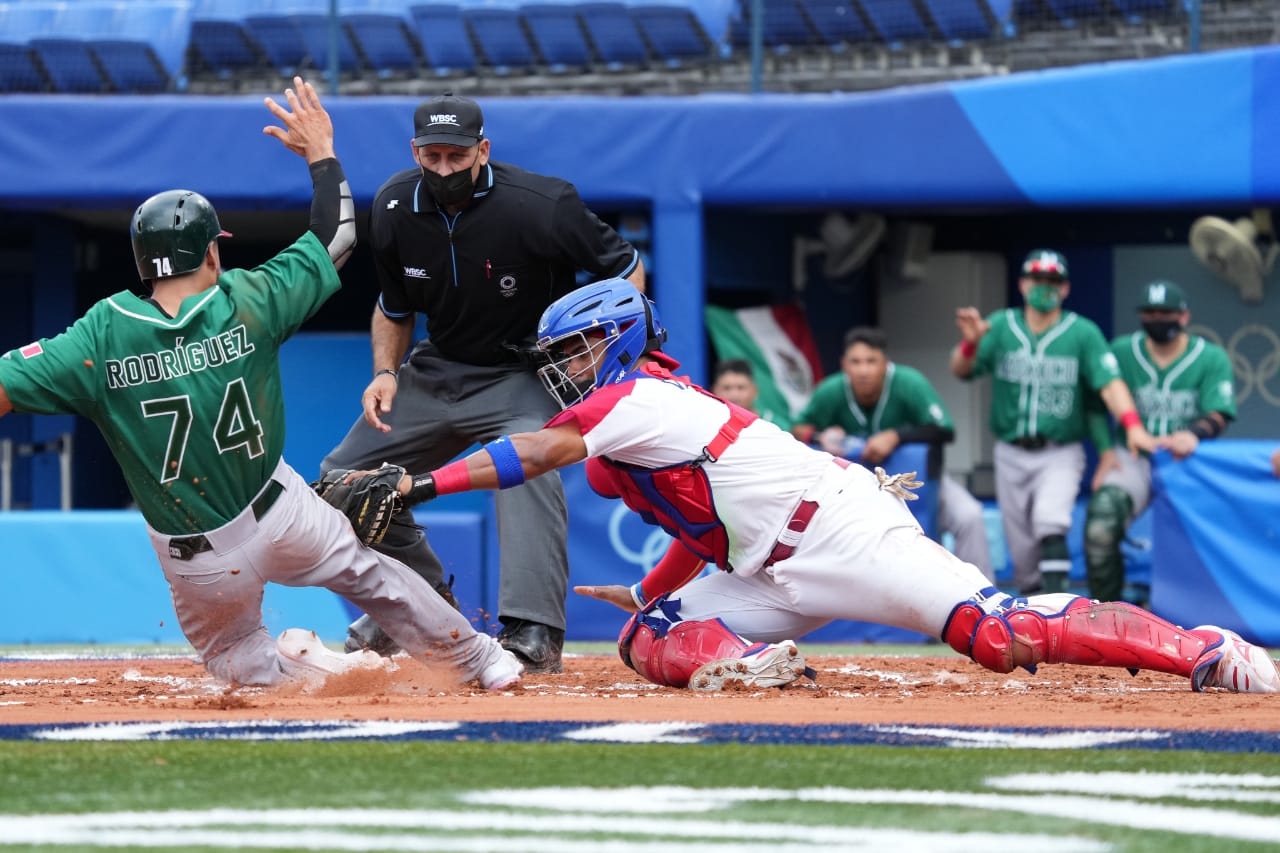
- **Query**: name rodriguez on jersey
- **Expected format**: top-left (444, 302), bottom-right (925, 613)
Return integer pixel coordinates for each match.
top-left (105, 325), bottom-right (256, 389)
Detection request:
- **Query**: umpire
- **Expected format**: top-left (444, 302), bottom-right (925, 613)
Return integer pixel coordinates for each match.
top-left (324, 93), bottom-right (645, 672)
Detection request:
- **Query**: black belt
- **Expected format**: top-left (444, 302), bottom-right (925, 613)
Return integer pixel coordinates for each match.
top-left (167, 479), bottom-right (285, 561)
top-left (1009, 436), bottom-right (1049, 450)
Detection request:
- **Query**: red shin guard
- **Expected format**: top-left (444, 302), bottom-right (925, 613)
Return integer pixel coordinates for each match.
top-left (618, 616), bottom-right (752, 688)
top-left (946, 598), bottom-right (1209, 677)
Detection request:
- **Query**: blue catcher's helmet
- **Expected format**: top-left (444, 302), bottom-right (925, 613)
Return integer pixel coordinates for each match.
top-left (535, 278), bottom-right (667, 409)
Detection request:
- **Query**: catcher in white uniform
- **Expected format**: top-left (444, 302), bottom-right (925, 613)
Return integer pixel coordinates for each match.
top-left (341, 278), bottom-right (1279, 694)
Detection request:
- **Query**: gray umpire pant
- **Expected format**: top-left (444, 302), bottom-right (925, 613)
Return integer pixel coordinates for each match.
top-left (322, 341), bottom-right (569, 631)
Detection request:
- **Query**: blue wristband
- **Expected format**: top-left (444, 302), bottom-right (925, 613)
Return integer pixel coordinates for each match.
top-left (483, 436), bottom-right (526, 489)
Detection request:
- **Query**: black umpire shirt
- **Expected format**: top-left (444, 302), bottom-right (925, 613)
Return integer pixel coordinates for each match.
top-left (370, 161), bottom-right (640, 367)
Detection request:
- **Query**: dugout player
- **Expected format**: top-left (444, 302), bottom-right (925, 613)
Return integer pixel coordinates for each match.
top-left (710, 359), bottom-right (790, 428)
top-left (1084, 281), bottom-right (1236, 603)
top-left (0, 78), bottom-right (522, 691)
top-left (792, 327), bottom-right (995, 581)
top-left (951, 249), bottom-right (1158, 595)
top-left (354, 278), bottom-right (1279, 694)
top-left (323, 93), bottom-right (645, 673)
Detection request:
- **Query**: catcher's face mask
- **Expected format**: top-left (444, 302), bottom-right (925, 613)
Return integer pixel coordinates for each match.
top-left (537, 330), bottom-right (613, 409)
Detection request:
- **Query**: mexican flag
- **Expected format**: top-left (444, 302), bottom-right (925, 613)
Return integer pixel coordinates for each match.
top-left (704, 304), bottom-right (825, 429)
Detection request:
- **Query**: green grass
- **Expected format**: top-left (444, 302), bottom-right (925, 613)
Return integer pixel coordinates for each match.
top-left (1, 741), bottom-right (1279, 851)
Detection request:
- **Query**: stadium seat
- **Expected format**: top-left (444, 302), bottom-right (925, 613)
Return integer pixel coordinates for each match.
top-left (407, 4), bottom-right (478, 76)
top-left (630, 5), bottom-right (715, 69)
top-left (243, 13), bottom-right (311, 77)
top-left (796, 0), bottom-right (874, 48)
top-left (728, 0), bottom-right (818, 53)
top-left (1109, 0), bottom-right (1173, 21)
top-left (1041, 0), bottom-right (1107, 28)
top-left (0, 42), bottom-right (49, 92)
top-left (521, 4), bottom-right (594, 73)
top-left (289, 12), bottom-right (364, 74)
top-left (29, 38), bottom-right (109, 93)
top-left (575, 2), bottom-right (650, 70)
top-left (461, 7), bottom-right (539, 73)
top-left (855, 0), bottom-right (932, 43)
top-left (90, 38), bottom-right (170, 92)
top-left (187, 20), bottom-right (262, 80)
top-left (343, 12), bottom-right (421, 78)
top-left (115, 1), bottom-right (192, 77)
top-left (919, 0), bottom-right (994, 42)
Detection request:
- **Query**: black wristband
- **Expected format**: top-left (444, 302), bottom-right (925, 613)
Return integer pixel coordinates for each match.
top-left (405, 473), bottom-right (437, 505)
top-left (1188, 415), bottom-right (1224, 440)
top-left (374, 368), bottom-right (398, 382)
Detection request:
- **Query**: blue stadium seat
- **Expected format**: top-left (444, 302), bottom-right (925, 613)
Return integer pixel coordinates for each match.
top-left (630, 5), bottom-right (714, 69)
top-left (343, 12), bottom-right (421, 77)
top-left (521, 4), bottom-right (594, 73)
top-left (290, 12), bottom-right (363, 74)
top-left (188, 20), bottom-right (262, 79)
top-left (407, 4), bottom-right (478, 76)
top-left (29, 38), bottom-right (109, 93)
top-left (575, 2), bottom-right (650, 70)
top-left (190, 0), bottom-right (258, 21)
top-left (856, 0), bottom-right (932, 43)
top-left (1041, 0), bottom-right (1106, 28)
top-left (461, 7), bottom-right (538, 73)
top-left (115, 1), bottom-right (192, 76)
top-left (1108, 0), bottom-right (1172, 21)
top-left (0, 43), bottom-right (49, 92)
top-left (919, 0), bottom-right (994, 42)
top-left (796, 0), bottom-right (873, 47)
top-left (728, 0), bottom-right (818, 53)
top-left (90, 38), bottom-right (170, 92)
top-left (243, 13), bottom-right (311, 77)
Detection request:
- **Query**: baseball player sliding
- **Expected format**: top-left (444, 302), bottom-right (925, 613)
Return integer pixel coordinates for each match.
top-left (0, 78), bottom-right (521, 692)
top-left (323, 278), bottom-right (1279, 694)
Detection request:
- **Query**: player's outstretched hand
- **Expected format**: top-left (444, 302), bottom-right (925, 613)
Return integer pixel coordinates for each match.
top-left (263, 76), bottom-right (335, 165)
top-left (574, 584), bottom-right (639, 613)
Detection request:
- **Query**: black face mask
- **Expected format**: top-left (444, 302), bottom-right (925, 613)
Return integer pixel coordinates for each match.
top-left (1142, 320), bottom-right (1183, 343)
top-left (421, 167), bottom-right (476, 208)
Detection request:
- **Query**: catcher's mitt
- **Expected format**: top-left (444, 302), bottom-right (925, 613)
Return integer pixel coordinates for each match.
top-left (312, 463), bottom-right (406, 546)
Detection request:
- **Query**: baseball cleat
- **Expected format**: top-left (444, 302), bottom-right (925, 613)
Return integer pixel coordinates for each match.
top-left (476, 646), bottom-right (524, 691)
top-left (343, 613), bottom-right (402, 657)
top-left (1190, 625), bottom-right (1280, 694)
top-left (689, 640), bottom-right (807, 693)
top-left (277, 628), bottom-right (387, 681)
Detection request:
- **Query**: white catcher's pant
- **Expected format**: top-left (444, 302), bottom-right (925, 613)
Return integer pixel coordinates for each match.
top-left (669, 462), bottom-right (994, 643)
top-left (148, 458), bottom-right (507, 685)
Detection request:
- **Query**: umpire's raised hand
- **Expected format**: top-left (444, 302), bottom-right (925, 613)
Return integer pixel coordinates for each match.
top-left (263, 76), bottom-right (335, 165)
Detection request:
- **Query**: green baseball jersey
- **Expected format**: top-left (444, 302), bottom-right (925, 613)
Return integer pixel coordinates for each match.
top-left (969, 309), bottom-right (1121, 444)
top-left (796, 363), bottom-right (952, 437)
top-left (1111, 332), bottom-right (1236, 436)
top-left (0, 232), bottom-right (338, 535)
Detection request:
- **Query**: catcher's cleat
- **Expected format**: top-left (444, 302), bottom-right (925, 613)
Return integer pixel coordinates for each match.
top-left (477, 647), bottom-right (524, 691)
top-left (498, 619), bottom-right (564, 674)
top-left (343, 613), bottom-right (402, 657)
top-left (689, 640), bottom-right (807, 693)
top-left (1190, 626), bottom-right (1280, 694)
top-left (278, 628), bottom-right (388, 682)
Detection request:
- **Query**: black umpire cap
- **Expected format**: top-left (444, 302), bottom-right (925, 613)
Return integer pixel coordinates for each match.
top-left (413, 93), bottom-right (484, 148)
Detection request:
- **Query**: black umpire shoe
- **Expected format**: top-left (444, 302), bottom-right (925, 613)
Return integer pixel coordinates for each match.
top-left (498, 619), bottom-right (564, 674)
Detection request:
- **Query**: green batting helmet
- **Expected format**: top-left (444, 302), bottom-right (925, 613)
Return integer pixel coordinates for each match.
top-left (130, 189), bottom-right (231, 282)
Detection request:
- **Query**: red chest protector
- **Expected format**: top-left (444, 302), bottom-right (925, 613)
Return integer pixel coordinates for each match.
top-left (585, 382), bottom-right (757, 569)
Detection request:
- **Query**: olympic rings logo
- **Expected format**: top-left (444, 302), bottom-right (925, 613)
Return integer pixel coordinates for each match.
top-left (1191, 323), bottom-right (1280, 407)
top-left (606, 502), bottom-right (672, 572)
